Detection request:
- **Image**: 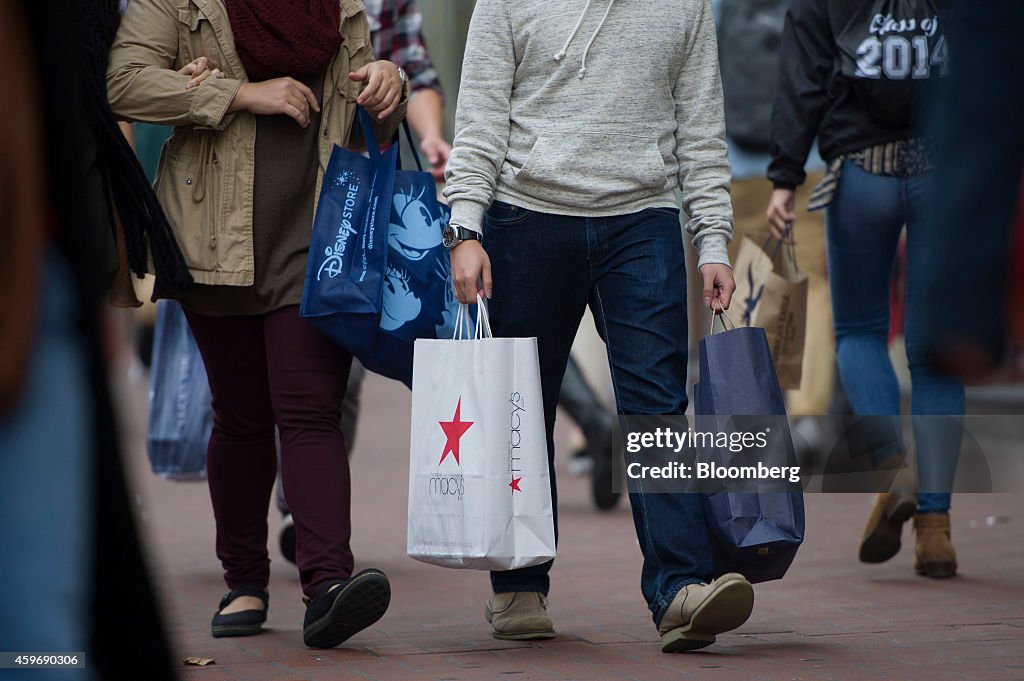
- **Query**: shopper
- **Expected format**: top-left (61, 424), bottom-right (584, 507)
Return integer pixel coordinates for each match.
top-left (767, 0), bottom-right (962, 578)
top-left (445, 0), bottom-right (750, 653)
top-left (108, 0), bottom-right (408, 647)
top-left (276, 0), bottom-right (452, 562)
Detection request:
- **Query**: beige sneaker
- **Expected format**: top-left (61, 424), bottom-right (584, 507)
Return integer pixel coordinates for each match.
top-left (658, 573), bottom-right (754, 652)
top-left (484, 592), bottom-right (556, 640)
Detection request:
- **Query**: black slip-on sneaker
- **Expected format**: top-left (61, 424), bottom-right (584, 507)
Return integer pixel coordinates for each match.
top-left (302, 569), bottom-right (391, 648)
top-left (211, 586), bottom-right (269, 638)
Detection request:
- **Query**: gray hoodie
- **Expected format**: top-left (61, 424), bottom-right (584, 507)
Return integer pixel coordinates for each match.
top-left (443, 0), bottom-right (734, 268)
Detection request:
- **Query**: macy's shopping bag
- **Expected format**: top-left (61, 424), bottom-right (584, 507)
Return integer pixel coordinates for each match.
top-left (694, 313), bottom-right (804, 583)
top-left (407, 300), bottom-right (556, 570)
top-left (147, 300), bottom-right (211, 480)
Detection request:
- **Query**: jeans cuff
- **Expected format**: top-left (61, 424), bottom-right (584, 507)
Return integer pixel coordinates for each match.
top-left (653, 577), bottom-right (706, 627)
top-left (491, 584), bottom-right (548, 595)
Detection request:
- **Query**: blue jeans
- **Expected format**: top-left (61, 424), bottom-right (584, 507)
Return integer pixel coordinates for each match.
top-left (483, 202), bottom-right (713, 626)
top-left (827, 161), bottom-right (965, 514)
top-left (0, 254), bottom-right (95, 681)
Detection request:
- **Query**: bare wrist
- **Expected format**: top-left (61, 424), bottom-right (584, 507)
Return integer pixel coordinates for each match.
top-left (228, 82), bottom-right (250, 113)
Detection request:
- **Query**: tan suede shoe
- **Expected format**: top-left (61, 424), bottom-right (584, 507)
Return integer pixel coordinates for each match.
top-left (658, 573), bottom-right (754, 653)
top-left (914, 513), bottom-right (958, 578)
top-left (484, 592), bottom-right (556, 640)
top-left (859, 467), bottom-right (918, 564)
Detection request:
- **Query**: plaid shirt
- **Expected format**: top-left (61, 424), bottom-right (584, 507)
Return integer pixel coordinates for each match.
top-left (364, 0), bottom-right (443, 98)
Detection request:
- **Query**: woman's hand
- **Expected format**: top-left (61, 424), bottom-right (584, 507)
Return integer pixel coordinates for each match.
top-left (229, 78), bottom-right (320, 128)
top-left (420, 135), bottom-right (452, 181)
top-left (349, 60), bottom-right (404, 120)
top-left (767, 188), bottom-right (796, 243)
top-left (179, 56), bottom-right (222, 90)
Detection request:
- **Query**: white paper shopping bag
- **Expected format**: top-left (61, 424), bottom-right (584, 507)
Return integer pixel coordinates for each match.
top-left (407, 299), bottom-right (556, 570)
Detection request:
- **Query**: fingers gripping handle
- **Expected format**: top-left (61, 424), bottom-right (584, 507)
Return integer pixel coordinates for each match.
top-left (451, 294), bottom-right (492, 341)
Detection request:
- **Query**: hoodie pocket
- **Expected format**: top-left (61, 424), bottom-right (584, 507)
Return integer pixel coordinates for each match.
top-left (513, 132), bottom-right (667, 207)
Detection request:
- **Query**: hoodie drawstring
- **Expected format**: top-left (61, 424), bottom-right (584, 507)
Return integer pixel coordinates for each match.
top-left (552, 0), bottom-right (615, 79)
top-left (553, 0), bottom-right (591, 62)
top-left (579, 0), bottom-right (615, 78)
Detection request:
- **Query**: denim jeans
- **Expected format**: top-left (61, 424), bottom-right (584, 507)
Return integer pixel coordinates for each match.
top-left (827, 161), bottom-right (965, 513)
top-left (0, 254), bottom-right (96, 681)
top-left (483, 201), bottom-right (714, 625)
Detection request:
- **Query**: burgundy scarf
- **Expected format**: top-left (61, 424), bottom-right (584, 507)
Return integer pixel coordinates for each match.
top-left (224, 0), bottom-right (342, 81)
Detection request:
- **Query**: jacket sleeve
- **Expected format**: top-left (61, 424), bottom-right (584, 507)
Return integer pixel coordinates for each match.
top-left (106, 0), bottom-right (242, 129)
top-left (441, 0), bottom-right (516, 234)
top-left (674, 0), bottom-right (734, 270)
top-left (767, 0), bottom-right (834, 189)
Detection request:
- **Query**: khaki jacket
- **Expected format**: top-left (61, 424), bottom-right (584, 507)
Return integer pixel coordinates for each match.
top-left (107, 0), bottom-right (406, 286)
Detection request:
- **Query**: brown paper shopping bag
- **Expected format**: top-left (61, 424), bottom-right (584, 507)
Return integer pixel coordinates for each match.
top-left (731, 233), bottom-right (808, 388)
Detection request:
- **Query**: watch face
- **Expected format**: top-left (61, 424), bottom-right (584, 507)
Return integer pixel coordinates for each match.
top-left (442, 224), bottom-right (457, 248)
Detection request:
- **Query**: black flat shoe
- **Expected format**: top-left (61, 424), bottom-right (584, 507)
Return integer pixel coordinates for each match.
top-left (211, 585), bottom-right (269, 638)
top-left (302, 569), bottom-right (391, 648)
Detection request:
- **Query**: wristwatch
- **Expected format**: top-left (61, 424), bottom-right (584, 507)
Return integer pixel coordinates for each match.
top-left (442, 223), bottom-right (483, 249)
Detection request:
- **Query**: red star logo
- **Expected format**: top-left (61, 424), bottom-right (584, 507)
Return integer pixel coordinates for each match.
top-left (509, 476), bottom-right (523, 493)
top-left (438, 397), bottom-right (473, 465)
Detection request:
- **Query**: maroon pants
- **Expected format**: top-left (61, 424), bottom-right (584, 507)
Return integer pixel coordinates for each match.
top-left (185, 306), bottom-right (353, 599)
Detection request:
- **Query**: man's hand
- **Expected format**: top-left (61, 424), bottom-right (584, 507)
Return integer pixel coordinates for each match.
top-left (700, 263), bottom-right (736, 311)
top-left (350, 60), bottom-right (404, 120)
top-left (420, 135), bottom-right (452, 181)
top-left (450, 240), bottom-right (492, 304)
top-left (766, 188), bottom-right (796, 242)
top-left (229, 77), bottom-right (320, 127)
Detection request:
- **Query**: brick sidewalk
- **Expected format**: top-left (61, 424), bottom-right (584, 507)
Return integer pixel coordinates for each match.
top-left (124, 374), bottom-right (1024, 681)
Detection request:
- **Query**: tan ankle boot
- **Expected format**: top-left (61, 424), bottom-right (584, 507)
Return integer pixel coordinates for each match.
top-left (914, 513), bottom-right (958, 578)
top-left (859, 468), bottom-right (917, 564)
top-left (485, 592), bottom-right (556, 640)
top-left (658, 573), bottom-right (754, 653)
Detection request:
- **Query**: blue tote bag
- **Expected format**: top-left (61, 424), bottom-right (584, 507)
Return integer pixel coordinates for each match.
top-left (302, 110), bottom-right (461, 386)
top-left (147, 300), bottom-right (211, 480)
top-left (694, 313), bottom-right (805, 583)
top-left (303, 107), bottom-right (399, 319)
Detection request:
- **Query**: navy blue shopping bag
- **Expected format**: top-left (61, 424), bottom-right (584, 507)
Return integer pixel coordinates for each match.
top-left (303, 107), bottom-right (398, 318)
top-left (302, 109), bottom-right (461, 385)
top-left (147, 300), bottom-right (210, 481)
top-left (694, 315), bottom-right (805, 583)
top-left (382, 124), bottom-right (461, 345)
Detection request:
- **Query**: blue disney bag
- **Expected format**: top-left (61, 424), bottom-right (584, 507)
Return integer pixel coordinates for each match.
top-left (301, 108), bottom-right (461, 385)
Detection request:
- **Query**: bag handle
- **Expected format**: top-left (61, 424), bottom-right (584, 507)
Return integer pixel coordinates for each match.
top-left (761, 223), bottom-right (804, 276)
top-left (451, 293), bottom-right (492, 340)
top-left (708, 300), bottom-right (736, 336)
top-left (452, 299), bottom-right (471, 340)
top-left (400, 120), bottom-right (425, 173)
top-left (356, 107), bottom-right (425, 172)
top-left (474, 293), bottom-right (493, 339)
top-left (393, 118), bottom-right (426, 173)
top-left (354, 106), bottom-right (383, 161)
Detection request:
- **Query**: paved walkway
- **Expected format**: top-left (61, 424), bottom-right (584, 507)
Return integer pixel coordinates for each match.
top-left (123, 373), bottom-right (1024, 681)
